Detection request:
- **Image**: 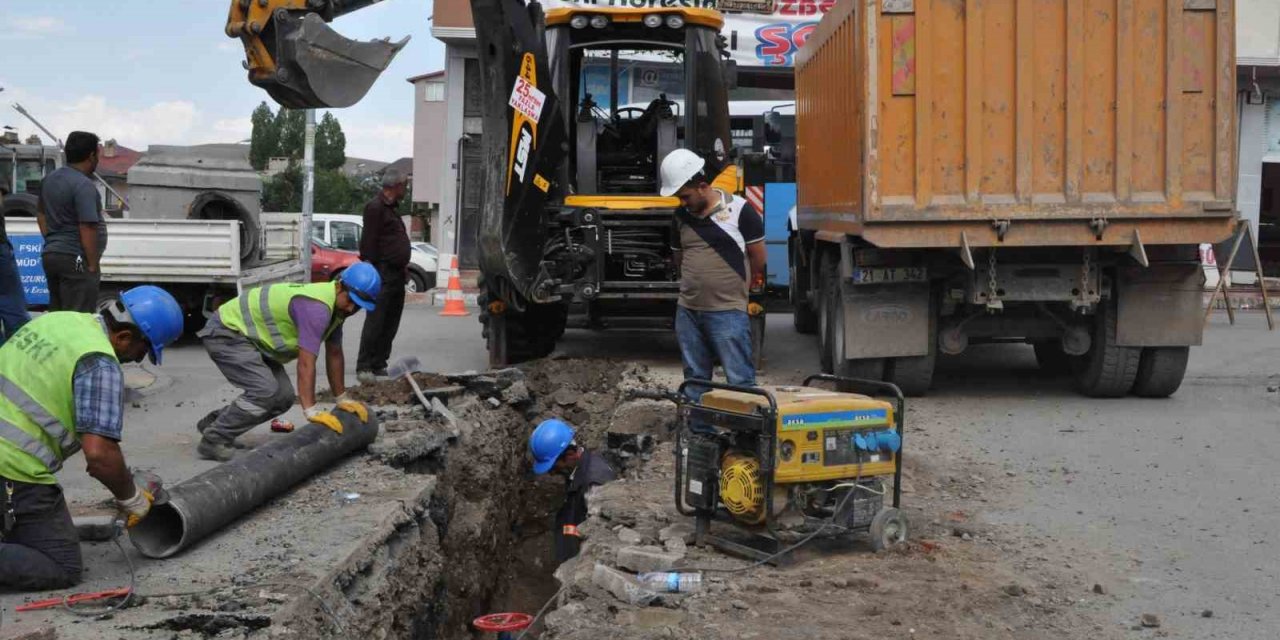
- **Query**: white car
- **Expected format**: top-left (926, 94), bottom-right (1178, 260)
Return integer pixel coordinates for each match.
top-left (309, 212), bottom-right (437, 292)
top-left (409, 242), bottom-right (439, 292)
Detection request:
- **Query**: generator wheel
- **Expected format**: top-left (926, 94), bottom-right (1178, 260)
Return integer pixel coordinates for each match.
top-left (1033, 341), bottom-right (1072, 376)
top-left (869, 508), bottom-right (908, 552)
top-left (1131, 346), bottom-right (1190, 398)
top-left (790, 233), bottom-right (819, 334)
top-left (1073, 297), bottom-right (1140, 398)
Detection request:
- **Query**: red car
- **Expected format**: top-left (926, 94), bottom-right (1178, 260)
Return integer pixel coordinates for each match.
top-left (311, 239), bottom-right (360, 282)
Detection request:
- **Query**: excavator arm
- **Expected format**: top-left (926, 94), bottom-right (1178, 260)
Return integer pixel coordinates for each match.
top-left (225, 0), bottom-right (409, 108)
top-left (470, 0), bottom-right (567, 309)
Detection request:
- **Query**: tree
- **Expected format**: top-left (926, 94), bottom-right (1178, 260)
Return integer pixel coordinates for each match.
top-left (248, 102), bottom-right (279, 171)
top-left (315, 112), bottom-right (347, 171)
top-left (275, 109), bottom-right (306, 160)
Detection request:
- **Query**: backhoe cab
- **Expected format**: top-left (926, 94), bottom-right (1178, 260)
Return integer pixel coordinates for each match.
top-left (472, 0), bottom-right (739, 364)
top-left (225, 0), bottom-right (409, 109)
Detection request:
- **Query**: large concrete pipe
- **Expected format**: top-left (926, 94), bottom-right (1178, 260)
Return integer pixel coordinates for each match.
top-left (130, 410), bottom-right (378, 558)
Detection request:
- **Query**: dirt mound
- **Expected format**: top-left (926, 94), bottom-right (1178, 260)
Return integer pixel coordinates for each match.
top-left (334, 372), bottom-right (452, 405)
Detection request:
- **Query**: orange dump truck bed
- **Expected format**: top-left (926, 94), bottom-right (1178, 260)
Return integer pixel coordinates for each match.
top-left (795, 0), bottom-right (1238, 249)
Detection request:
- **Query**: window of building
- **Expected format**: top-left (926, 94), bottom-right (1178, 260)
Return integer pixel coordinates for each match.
top-left (424, 81), bottom-right (445, 102)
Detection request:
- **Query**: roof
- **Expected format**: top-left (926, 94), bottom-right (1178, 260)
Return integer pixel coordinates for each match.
top-left (406, 69), bottom-right (446, 84)
top-left (96, 144), bottom-right (143, 179)
top-left (342, 156), bottom-right (389, 177)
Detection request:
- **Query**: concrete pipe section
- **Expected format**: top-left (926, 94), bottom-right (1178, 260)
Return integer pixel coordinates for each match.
top-left (130, 409), bottom-right (379, 558)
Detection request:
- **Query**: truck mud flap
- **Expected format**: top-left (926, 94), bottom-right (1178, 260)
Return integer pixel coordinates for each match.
top-left (1115, 264), bottom-right (1206, 347)
top-left (840, 283), bottom-right (931, 359)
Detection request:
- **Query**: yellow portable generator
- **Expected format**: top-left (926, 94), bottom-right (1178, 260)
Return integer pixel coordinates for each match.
top-left (675, 374), bottom-right (907, 563)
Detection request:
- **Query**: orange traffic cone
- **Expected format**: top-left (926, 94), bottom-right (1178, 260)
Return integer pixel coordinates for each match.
top-left (439, 254), bottom-right (471, 317)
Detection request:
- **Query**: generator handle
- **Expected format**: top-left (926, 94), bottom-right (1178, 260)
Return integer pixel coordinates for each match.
top-left (675, 379), bottom-right (779, 416)
top-left (802, 374), bottom-right (905, 510)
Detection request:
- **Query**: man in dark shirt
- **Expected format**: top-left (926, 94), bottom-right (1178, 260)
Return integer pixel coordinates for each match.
top-left (0, 188), bottom-right (31, 345)
top-left (356, 170), bottom-right (411, 382)
top-left (529, 418), bottom-right (617, 563)
top-left (38, 132), bottom-right (107, 312)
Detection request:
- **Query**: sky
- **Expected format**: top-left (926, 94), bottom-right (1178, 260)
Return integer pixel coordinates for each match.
top-left (0, 0), bottom-right (445, 163)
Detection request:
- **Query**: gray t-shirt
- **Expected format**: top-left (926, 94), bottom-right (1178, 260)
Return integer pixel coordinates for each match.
top-left (40, 166), bottom-right (107, 257)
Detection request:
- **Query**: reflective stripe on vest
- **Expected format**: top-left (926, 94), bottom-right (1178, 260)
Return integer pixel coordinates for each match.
top-left (220, 282), bottom-right (338, 361)
top-left (238, 285), bottom-right (288, 353)
top-left (0, 374), bottom-right (79, 461)
top-left (0, 416), bottom-right (59, 472)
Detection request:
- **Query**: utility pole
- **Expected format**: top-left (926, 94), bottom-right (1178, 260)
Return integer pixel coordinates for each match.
top-left (301, 109), bottom-right (315, 279)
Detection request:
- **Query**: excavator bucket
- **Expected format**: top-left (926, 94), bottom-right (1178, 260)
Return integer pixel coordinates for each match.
top-left (471, 0), bottom-right (567, 307)
top-left (251, 11), bottom-right (408, 109)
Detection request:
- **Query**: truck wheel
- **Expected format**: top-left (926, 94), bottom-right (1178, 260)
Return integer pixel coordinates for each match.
top-left (1073, 298), bottom-right (1140, 398)
top-left (790, 234), bottom-right (818, 334)
top-left (1033, 341), bottom-right (1072, 376)
top-left (480, 289), bottom-right (564, 366)
top-left (826, 257), bottom-right (885, 383)
top-left (1131, 347), bottom-right (1190, 398)
top-left (886, 353), bottom-right (934, 397)
top-left (750, 312), bottom-right (766, 371)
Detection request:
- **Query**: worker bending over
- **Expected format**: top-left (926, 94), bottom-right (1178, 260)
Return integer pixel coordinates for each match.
top-left (529, 419), bottom-right (616, 562)
top-left (0, 286), bottom-right (184, 590)
top-left (195, 263), bottom-right (380, 461)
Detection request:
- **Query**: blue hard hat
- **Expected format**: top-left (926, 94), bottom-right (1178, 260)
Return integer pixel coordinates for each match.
top-left (340, 261), bottom-right (381, 311)
top-left (118, 285), bottom-right (184, 365)
top-left (530, 418), bottom-right (576, 475)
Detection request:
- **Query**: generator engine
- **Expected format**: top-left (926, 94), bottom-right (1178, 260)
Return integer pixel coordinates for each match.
top-left (677, 377), bottom-right (908, 559)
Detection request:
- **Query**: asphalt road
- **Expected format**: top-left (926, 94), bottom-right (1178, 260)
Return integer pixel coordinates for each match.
top-left (49, 304), bottom-right (1280, 638)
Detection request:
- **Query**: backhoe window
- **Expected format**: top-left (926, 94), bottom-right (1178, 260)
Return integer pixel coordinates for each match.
top-left (577, 48), bottom-right (685, 114)
top-left (687, 29), bottom-right (731, 165)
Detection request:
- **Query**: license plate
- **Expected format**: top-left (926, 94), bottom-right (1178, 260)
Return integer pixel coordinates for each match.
top-left (851, 267), bottom-right (927, 285)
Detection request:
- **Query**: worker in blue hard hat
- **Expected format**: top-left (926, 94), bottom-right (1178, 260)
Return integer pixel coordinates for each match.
top-left (0, 285), bottom-right (184, 590)
top-left (530, 418), bottom-right (616, 562)
top-left (194, 262), bottom-right (380, 461)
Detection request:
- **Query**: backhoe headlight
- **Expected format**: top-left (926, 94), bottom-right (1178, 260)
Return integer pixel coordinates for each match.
top-left (590, 15), bottom-right (610, 28)
top-left (643, 14), bottom-right (663, 27)
top-left (570, 15), bottom-right (589, 29)
top-left (665, 15), bottom-right (684, 29)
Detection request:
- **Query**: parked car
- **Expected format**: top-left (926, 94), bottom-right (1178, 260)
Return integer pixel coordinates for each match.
top-left (310, 213), bottom-right (436, 292)
top-left (409, 242), bottom-right (439, 292)
top-left (311, 238), bottom-right (360, 283)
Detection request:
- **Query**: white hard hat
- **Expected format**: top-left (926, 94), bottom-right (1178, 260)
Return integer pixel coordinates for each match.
top-left (659, 149), bottom-right (707, 197)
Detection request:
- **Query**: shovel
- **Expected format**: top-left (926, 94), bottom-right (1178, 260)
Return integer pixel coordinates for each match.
top-left (387, 356), bottom-right (433, 413)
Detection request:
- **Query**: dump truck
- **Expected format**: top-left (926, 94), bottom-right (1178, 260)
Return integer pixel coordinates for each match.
top-left (788, 0), bottom-right (1239, 397)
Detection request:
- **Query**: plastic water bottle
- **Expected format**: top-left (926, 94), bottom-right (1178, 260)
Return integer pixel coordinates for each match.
top-left (638, 572), bottom-right (703, 593)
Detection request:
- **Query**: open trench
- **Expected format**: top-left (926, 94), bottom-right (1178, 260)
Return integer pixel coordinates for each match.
top-left (275, 358), bottom-right (670, 639)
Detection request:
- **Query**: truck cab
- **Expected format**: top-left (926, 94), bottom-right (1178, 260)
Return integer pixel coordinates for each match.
top-left (0, 134), bottom-right (61, 199)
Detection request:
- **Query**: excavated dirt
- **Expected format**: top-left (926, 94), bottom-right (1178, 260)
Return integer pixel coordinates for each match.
top-left (328, 372), bottom-right (452, 405)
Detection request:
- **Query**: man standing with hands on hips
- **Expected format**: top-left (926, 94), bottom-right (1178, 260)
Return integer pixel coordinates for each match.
top-left (356, 169), bottom-right (411, 383)
top-left (37, 131), bottom-right (106, 312)
top-left (660, 149), bottom-right (766, 417)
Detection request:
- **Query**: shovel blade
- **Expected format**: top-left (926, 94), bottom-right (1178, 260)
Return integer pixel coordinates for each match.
top-left (385, 356), bottom-right (424, 380)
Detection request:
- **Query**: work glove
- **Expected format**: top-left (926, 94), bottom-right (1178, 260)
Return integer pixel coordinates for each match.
top-left (334, 393), bottom-right (369, 423)
top-left (304, 405), bottom-right (344, 435)
top-left (115, 483), bottom-right (153, 529)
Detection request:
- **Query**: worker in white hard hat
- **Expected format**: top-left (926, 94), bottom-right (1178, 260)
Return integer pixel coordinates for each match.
top-left (660, 149), bottom-right (766, 430)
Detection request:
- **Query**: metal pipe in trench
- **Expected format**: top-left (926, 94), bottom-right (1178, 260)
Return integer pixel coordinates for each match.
top-left (129, 409), bottom-right (379, 559)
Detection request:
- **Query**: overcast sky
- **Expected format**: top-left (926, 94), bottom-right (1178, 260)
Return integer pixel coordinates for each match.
top-left (0, 0), bottom-right (445, 162)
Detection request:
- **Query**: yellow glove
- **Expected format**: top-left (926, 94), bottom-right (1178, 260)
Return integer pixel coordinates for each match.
top-left (335, 394), bottom-right (369, 423)
top-left (304, 406), bottom-right (344, 435)
top-left (115, 484), bottom-right (154, 528)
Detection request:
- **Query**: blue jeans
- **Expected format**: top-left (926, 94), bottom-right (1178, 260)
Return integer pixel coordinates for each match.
top-left (0, 241), bottom-right (30, 346)
top-left (676, 307), bottom-right (756, 432)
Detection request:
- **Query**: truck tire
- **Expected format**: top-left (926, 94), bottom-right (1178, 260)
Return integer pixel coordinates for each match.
top-left (1131, 347), bottom-right (1190, 398)
top-left (790, 234), bottom-right (818, 334)
top-left (1033, 341), bottom-right (1072, 376)
top-left (1073, 298), bottom-right (1140, 398)
top-left (479, 288), bottom-right (564, 365)
top-left (886, 354), bottom-right (934, 397)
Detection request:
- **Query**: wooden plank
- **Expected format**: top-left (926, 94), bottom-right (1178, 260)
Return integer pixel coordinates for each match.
top-left (965, 0), bottom-right (982, 203)
top-left (1065, 0), bottom-right (1085, 203)
top-left (1115, 0), bottom-right (1135, 202)
top-left (1015, 0), bottom-right (1033, 202)
top-left (1214, 0), bottom-right (1234, 200)
top-left (1165, 0), bottom-right (1183, 205)
top-left (914, 0), bottom-right (932, 208)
